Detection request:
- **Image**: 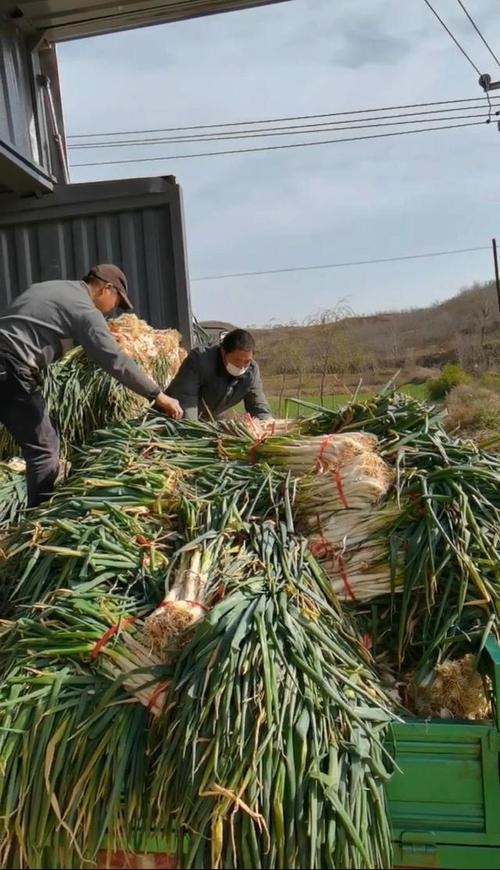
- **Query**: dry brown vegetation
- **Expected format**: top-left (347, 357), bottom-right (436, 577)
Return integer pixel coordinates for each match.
top-left (443, 382), bottom-right (500, 448)
top-left (252, 280), bottom-right (500, 389)
top-left (201, 281), bottom-right (500, 445)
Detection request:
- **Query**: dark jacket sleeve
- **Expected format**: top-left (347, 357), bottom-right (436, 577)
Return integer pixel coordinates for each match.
top-left (72, 307), bottom-right (161, 400)
top-left (243, 363), bottom-right (272, 420)
top-left (165, 351), bottom-right (201, 420)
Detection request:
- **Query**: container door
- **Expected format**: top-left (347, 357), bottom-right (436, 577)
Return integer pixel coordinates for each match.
top-left (0, 174), bottom-right (193, 347)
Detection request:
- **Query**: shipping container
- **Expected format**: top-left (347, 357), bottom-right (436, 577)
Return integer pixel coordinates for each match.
top-left (0, 175), bottom-right (193, 346)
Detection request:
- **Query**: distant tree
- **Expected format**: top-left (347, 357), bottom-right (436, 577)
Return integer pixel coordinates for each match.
top-left (286, 335), bottom-right (309, 399)
top-left (266, 340), bottom-right (290, 416)
top-left (305, 303), bottom-right (357, 404)
top-left (477, 297), bottom-right (490, 345)
top-left (456, 332), bottom-right (481, 371)
top-left (388, 320), bottom-right (403, 367)
top-left (482, 333), bottom-right (500, 368)
top-left (404, 347), bottom-right (417, 370)
top-left (303, 302), bottom-right (352, 327)
top-left (252, 277), bottom-right (499, 392)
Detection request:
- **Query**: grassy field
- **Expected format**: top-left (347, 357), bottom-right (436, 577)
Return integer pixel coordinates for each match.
top-left (267, 383), bottom-right (428, 417)
top-left (228, 377), bottom-right (499, 449)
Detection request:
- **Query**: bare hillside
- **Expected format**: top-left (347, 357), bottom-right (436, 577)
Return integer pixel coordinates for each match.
top-left (251, 281), bottom-right (500, 380)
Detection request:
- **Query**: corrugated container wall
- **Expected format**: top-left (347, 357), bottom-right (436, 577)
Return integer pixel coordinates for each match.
top-left (0, 175), bottom-right (193, 347)
top-left (0, 18), bottom-right (61, 193)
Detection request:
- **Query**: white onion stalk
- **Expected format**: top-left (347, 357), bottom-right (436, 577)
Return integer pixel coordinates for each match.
top-left (98, 618), bottom-right (167, 715)
top-left (308, 536), bottom-right (401, 601)
top-left (143, 547), bottom-right (209, 656)
top-left (220, 430), bottom-right (380, 473)
top-left (296, 452), bottom-right (393, 507)
top-left (302, 491), bottom-right (401, 602)
top-left (301, 504), bottom-right (400, 546)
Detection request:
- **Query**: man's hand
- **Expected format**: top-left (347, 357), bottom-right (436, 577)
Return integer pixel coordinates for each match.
top-left (153, 392), bottom-right (184, 420)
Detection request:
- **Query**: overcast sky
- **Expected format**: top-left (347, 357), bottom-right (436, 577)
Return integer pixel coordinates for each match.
top-left (57, 0), bottom-right (500, 328)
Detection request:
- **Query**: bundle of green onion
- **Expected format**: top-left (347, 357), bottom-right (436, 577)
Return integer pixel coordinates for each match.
top-left (1, 386), bottom-right (499, 869)
top-left (0, 461), bottom-right (26, 531)
top-left (362, 427), bottom-right (500, 678)
top-left (153, 520), bottom-right (395, 870)
top-left (0, 414), bottom-right (395, 870)
top-left (218, 423), bottom-right (394, 603)
top-left (296, 388), bottom-right (500, 678)
top-left (223, 390), bottom-right (500, 676)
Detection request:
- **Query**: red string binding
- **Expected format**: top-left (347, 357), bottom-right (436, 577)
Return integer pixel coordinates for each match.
top-left (91, 614), bottom-right (138, 659)
top-left (334, 468), bottom-right (350, 509)
top-left (336, 553), bottom-right (356, 601)
top-left (315, 433), bottom-right (335, 471)
top-left (248, 433), bottom-right (267, 464)
top-left (147, 681), bottom-right (168, 712)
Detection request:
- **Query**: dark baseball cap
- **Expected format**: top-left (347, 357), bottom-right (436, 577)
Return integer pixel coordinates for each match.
top-left (89, 264), bottom-right (133, 311)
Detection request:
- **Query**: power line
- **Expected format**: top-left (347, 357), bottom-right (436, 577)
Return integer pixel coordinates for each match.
top-left (70, 119), bottom-right (487, 167)
top-left (191, 245), bottom-right (490, 282)
top-left (455, 0), bottom-right (500, 67)
top-left (422, 0), bottom-right (483, 75)
top-left (422, 1), bottom-right (493, 119)
top-left (68, 105), bottom-right (499, 149)
top-left (67, 95), bottom-right (494, 139)
top-left (68, 111), bottom-right (497, 151)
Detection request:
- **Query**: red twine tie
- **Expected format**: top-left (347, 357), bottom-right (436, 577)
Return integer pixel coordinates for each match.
top-left (316, 433), bottom-right (335, 471)
top-left (135, 534), bottom-right (153, 547)
top-left (315, 437), bottom-right (350, 508)
top-left (147, 680), bottom-right (169, 712)
top-left (334, 468), bottom-right (349, 509)
top-left (248, 434), bottom-right (267, 464)
top-left (91, 614), bottom-right (139, 659)
top-left (336, 553), bottom-right (356, 601)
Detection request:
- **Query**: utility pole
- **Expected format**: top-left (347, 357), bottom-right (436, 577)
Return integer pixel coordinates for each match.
top-left (479, 73), bottom-right (500, 92)
top-left (480, 74), bottom-right (500, 311)
top-left (492, 239), bottom-right (500, 316)
top-left (479, 74), bottom-right (500, 131)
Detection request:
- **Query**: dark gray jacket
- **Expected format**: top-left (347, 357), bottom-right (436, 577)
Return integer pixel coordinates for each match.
top-left (0, 279), bottom-right (160, 399)
top-left (166, 344), bottom-right (271, 421)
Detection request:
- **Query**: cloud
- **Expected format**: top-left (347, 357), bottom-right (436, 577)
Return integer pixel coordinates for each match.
top-left (57, 0), bottom-right (500, 328)
top-left (332, 20), bottom-right (410, 69)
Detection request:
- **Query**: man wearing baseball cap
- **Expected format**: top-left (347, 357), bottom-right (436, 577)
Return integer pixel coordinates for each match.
top-left (0, 263), bottom-right (183, 507)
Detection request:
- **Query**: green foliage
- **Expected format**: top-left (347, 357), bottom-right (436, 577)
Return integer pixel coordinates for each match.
top-left (398, 383), bottom-right (428, 400)
top-left (267, 384), bottom-right (427, 417)
top-left (426, 363), bottom-right (470, 400)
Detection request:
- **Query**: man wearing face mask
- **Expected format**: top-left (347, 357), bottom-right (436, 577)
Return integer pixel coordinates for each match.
top-left (0, 263), bottom-right (183, 508)
top-left (165, 328), bottom-right (272, 422)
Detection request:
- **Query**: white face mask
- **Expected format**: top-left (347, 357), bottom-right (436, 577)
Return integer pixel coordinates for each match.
top-left (225, 361), bottom-right (249, 378)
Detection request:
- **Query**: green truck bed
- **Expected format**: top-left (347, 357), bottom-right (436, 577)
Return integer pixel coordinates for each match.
top-left (388, 636), bottom-right (500, 868)
top-left (103, 638), bottom-right (500, 869)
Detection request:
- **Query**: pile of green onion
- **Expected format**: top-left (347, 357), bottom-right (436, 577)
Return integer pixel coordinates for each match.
top-left (0, 385), bottom-right (498, 869)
